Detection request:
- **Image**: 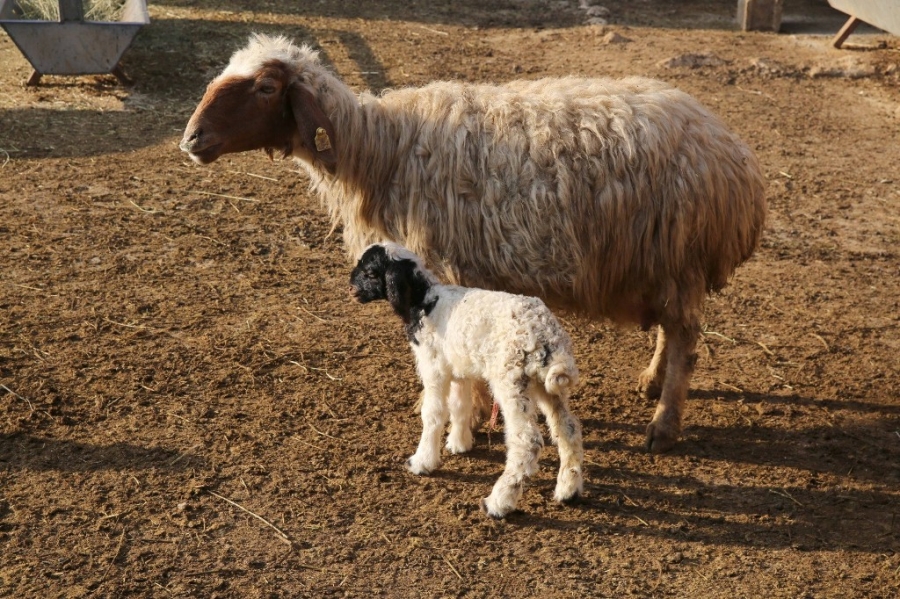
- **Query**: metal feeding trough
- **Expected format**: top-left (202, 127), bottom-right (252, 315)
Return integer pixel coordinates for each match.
top-left (0, 0), bottom-right (149, 85)
top-left (828, 0), bottom-right (900, 48)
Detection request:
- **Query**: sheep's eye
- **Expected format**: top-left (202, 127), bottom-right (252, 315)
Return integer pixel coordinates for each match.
top-left (258, 84), bottom-right (277, 94)
top-left (366, 271), bottom-right (379, 280)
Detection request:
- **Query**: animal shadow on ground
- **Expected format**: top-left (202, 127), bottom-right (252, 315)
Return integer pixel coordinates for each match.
top-left (0, 431), bottom-right (204, 472)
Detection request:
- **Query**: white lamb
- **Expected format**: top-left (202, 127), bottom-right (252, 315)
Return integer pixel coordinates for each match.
top-left (349, 242), bottom-right (584, 518)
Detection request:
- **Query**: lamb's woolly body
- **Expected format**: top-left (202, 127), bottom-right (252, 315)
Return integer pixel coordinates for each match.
top-left (351, 243), bottom-right (583, 518)
top-left (183, 34), bottom-right (768, 453)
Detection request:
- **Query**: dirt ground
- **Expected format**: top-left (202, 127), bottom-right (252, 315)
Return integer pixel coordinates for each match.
top-left (1, 0), bottom-right (899, 597)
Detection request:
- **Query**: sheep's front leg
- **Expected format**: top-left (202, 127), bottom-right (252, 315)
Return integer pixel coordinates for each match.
top-left (446, 379), bottom-right (475, 454)
top-left (637, 326), bottom-right (667, 400)
top-left (407, 369), bottom-right (451, 475)
top-left (481, 385), bottom-right (544, 518)
top-left (645, 318), bottom-right (699, 453)
top-left (536, 389), bottom-right (584, 503)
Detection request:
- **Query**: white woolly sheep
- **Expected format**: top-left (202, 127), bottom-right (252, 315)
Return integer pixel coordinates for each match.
top-left (181, 34), bottom-right (768, 453)
top-left (349, 242), bottom-right (583, 518)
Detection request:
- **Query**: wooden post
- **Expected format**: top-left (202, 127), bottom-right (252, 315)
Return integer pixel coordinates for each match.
top-left (737, 0), bottom-right (783, 32)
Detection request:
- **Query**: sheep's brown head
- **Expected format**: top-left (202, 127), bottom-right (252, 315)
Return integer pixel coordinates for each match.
top-left (180, 34), bottom-right (337, 174)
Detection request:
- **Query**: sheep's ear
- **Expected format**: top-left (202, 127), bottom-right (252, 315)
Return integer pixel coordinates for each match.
top-left (288, 82), bottom-right (337, 174)
top-left (385, 264), bottom-right (413, 323)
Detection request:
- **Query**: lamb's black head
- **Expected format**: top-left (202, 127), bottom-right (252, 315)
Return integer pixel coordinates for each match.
top-left (349, 243), bottom-right (436, 325)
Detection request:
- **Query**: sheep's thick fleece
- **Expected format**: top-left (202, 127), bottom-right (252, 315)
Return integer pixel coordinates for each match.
top-left (182, 34), bottom-right (768, 453)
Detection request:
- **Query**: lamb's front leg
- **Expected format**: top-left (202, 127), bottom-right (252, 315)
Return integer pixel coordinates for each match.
top-left (446, 379), bottom-right (475, 454)
top-left (481, 385), bottom-right (544, 518)
top-left (407, 370), bottom-right (450, 475)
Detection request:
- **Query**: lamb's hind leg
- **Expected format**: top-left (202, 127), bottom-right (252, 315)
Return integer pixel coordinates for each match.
top-left (481, 384), bottom-right (544, 518)
top-left (446, 379), bottom-right (474, 454)
top-left (637, 326), bottom-right (667, 400)
top-left (535, 388), bottom-right (584, 503)
top-left (645, 317), bottom-right (699, 453)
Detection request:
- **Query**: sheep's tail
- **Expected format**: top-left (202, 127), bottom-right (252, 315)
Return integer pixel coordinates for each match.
top-left (544, 360), bottom-right (578, 398)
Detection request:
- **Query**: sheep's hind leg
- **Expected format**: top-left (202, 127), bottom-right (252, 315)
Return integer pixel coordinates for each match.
top-left (407, 373), bottom-right (451, 475)
top-left (645, 318), bottom-right (699, 453)
top-left (536, 388), bottom-right (584, 503)
top-left (637, 326), bottom-right (667, 400)
top-left (446, 379), bottom-right (475, 454)
top-left (481, 385), bottom-right (544, 518)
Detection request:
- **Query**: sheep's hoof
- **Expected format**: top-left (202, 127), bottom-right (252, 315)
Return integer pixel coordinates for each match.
top-left (637, 371), bottom-right (663, 400)
top-left (645, 421), bottom-right (679, 454)
top-left (479, 498), bottom-right (512, 519)
top-left (553, 468), bottom-right (584, 503)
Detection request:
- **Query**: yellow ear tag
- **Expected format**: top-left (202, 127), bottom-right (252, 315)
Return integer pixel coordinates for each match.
top-left (315, 127), bottom-right (332, 152)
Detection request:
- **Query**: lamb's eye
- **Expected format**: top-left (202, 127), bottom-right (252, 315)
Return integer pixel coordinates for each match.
top-left (366, 272), bottom-right (379, 280)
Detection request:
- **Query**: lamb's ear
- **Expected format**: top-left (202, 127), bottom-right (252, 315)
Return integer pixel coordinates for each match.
top-left (288, 82), bottom-right (337, 174)
top-left (385, 263), bottom-right (413, 323)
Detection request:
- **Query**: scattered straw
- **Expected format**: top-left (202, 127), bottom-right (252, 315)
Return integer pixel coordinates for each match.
top-left (703, 330), bottom-right (736, 344)
top-left (442, 554), bottom-right (464, 580)
top-left (191, 190), bottom-right (259, 203)
top-left (128, 200), bottom-right (158, 214)
top-left (812, 333), bottom-right (829, 351)
top-left (1, 383), bottom-right (34, 414)
top-left (633, 515), bottom-right (650, 527)
top-left (228, 170), bottom-right (278, 182)
top-left (207, 490), bottom-right (294, 547)
top-left (769, 488), bottom-right (803, 507)
top-left (299, 306), bottom-right (328, 323)
top-left (308, 367), bottom-right (342, 381)
top-left (309, 423), bottom-right (341, 441)
top-left (757, 342), bottom-right (776, 357)
top-left (717, 380), bottom-right (744, 393)
top-left (417, 25), bottom-right (449, 36)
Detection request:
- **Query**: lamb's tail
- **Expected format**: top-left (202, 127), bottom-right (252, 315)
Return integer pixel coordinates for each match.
top-left (544, 361), bottom-right (579, 398)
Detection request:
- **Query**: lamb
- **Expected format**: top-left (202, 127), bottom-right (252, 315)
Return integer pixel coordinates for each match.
top-left (349, 242), bottom-right (583, 518)
top-left (180, 33), bottom-right (768, 453)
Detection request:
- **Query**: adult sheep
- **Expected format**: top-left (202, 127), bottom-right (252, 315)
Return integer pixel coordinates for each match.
top-left (180, 34), bottom-right (767, 453)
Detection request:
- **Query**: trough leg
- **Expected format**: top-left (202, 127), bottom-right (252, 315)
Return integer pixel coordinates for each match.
top-left (481, 383), bottom-right (544, 518)
top-left (645, 318), bottom-right (699, 453)
top-left (637, 326), bottom-right (668, 399)
top-left (111, 64), bottom-right (134, 87)
top-left (26, 70), bottom-right (42, 86)
top-left (535, 388), bottom-right (584, 503)
top-left (832, 16), bottom-right (861, 49)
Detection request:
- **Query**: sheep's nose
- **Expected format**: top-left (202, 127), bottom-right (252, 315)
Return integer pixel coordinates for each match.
top-left (179, 128), bottom-right (203, 153)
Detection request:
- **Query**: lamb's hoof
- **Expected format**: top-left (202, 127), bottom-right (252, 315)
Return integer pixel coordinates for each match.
top-left (406, 456), bottom-right (437, 476)
top-left (645, 421), bottom-right (680, 454)
top-left (554, 489), bottom-right (582, 505)
top-left (479, 498), bottom-right (512, 519)
top-left (637, 371), bottom-right (663, 400)
top-left (553, 468), bottom-right (584, 503)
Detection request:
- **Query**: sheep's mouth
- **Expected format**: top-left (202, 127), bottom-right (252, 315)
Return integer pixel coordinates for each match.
top-left (185, 143), bottom-right (223, 165)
